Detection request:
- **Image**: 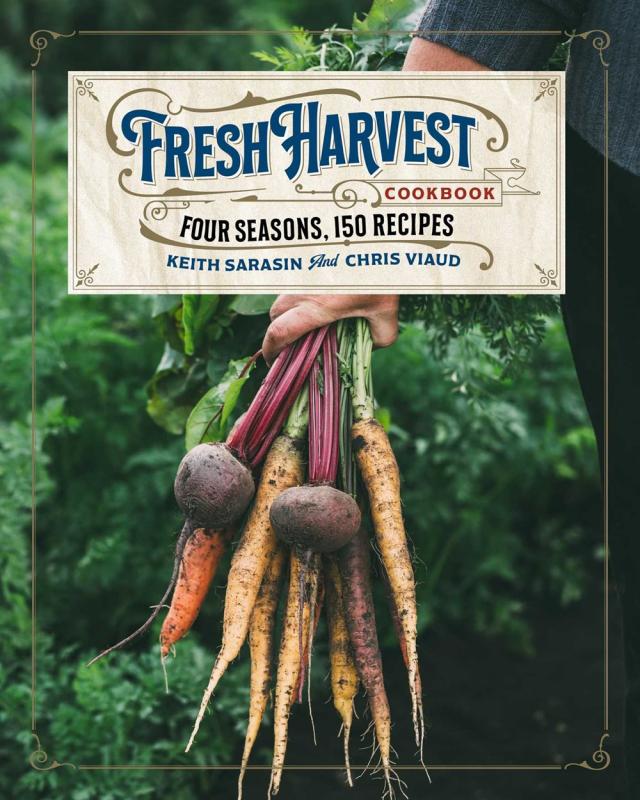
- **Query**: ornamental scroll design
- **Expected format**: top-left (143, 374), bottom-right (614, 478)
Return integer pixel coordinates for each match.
top-left (75, 78), bottom-right (99, 102)
top-left (485, 158), bottom-right (539, 196)
top-left (29, 30), bottom-right (76, 68)
top-left (294, 180), bottom-right (381, 209)
top-left (290, 158), bottom-right (538, 209)
top-left (106, 88), bottom-right (361, 156)
top-left (117, 167), bottom-right (266, 207)
top-left (564, 733), bottom-right (611, 771)
top-left (564, 29), bottom-right (611, 67)
top-left (29, 734), bottom-right (76, 772)
top-left (75, 263), bottom-right (100, 287)
top-left (534, 264), bottom-right (558, 288)
top-left (106, 87), bottom-right (508, 158)
top-left (535, 77), bottom-right (559, 102)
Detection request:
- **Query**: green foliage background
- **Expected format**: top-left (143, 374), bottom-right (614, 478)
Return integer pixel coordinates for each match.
top-left (0, 4), bottom-right (597, 798)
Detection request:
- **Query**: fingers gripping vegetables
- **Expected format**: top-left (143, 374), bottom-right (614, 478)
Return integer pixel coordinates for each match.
top-left (160, 527), bottom-right (230, 658)
top-left (238, 543), bottom-right (287, 800)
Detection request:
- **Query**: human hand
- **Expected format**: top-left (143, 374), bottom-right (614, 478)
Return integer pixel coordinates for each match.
top-left (262, 294), bottom-right (399, 364)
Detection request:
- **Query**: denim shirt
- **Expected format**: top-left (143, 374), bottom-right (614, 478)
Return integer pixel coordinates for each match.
top-left (415, 0), bottom-right (639, 175)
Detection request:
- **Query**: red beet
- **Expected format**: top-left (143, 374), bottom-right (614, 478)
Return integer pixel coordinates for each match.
top-left (270, 485), bottom-right (360, 553)
top-left (174, 442), bottom-right (254, 528)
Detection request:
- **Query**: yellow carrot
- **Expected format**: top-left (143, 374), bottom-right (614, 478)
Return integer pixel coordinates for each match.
top-left (324, 556), bottom-right (359, 787)
top-left (237, 543), bottom-right (287, 800)
top-left (186, 433), bottom-right (304, 751)
top-left (353, 417), bottom-right (423, 752)
top-left (268, 549), bottom-right (317, 796)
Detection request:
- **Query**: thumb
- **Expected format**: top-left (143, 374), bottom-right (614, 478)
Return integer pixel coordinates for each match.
top-left (367, 313), bottom-right (399, 349)
top-left (262, 302), bottom-right (335, 364)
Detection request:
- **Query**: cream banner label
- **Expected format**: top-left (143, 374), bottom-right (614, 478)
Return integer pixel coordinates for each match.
top-left (68, 71), bottom-right (564, 294)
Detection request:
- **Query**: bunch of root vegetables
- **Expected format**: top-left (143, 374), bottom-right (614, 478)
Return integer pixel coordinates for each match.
top-left (90, 318), bottom-right (425, 798)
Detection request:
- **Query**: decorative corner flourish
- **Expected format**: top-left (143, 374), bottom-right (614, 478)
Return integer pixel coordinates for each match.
top-left (29, 30), bottom-right (77, 68)
top-left (534, 263), bottom-right (558, 288)
top-left (75, 78), bottom-right (99, 102)
top-left (564, 29), bottom-right (611, 67)
top-left (75, 263), bottom-right (100, 287)
top-left (29, 734), bottom-right (77, 772)
top-left (535, 77), bottom-right (558, 102)
top-left (564, 733), bottom-right (611, 771)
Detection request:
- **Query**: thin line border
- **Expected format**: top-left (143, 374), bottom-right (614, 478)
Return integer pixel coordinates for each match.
top-left (28, 25), bottom-right (611, 777)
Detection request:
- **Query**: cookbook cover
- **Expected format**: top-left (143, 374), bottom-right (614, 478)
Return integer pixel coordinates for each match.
top-left (3, 3), bottom-right (636, 799)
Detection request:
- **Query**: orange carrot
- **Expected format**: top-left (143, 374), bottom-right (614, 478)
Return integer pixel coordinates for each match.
top-left (160, 528), bottom-right (229, 658)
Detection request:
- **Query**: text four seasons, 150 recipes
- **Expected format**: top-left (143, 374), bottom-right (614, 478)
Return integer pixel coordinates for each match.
top-left (177, 211), bottom-right (454, 244)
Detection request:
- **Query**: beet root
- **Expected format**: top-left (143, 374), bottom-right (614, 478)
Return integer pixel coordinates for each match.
top-left (270, 485), bottom-right (360, 553)
top-left (174, 443), bottom-right (254, 528)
